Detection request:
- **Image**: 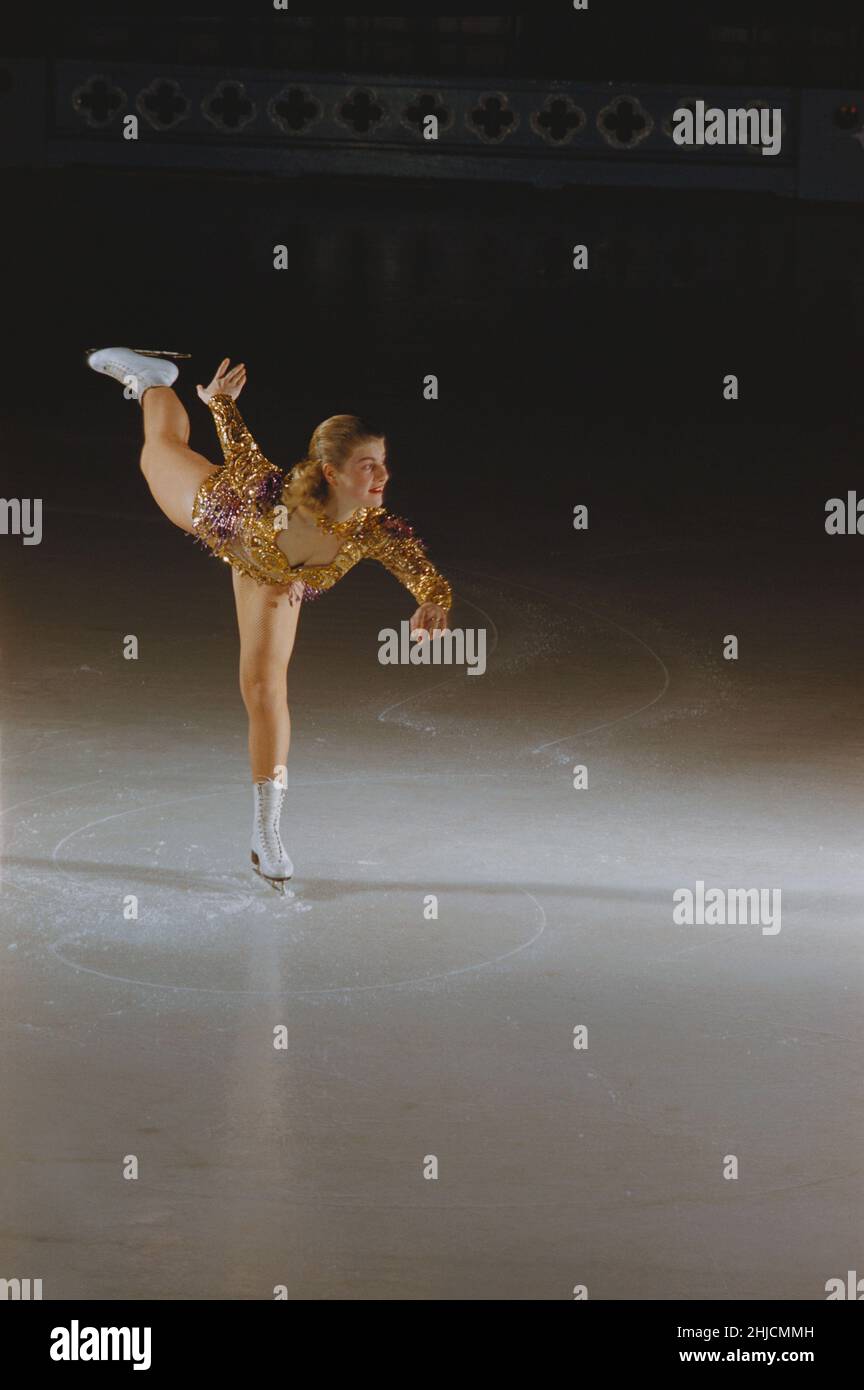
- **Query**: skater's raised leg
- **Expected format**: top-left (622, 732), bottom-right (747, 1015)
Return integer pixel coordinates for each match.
top-left (87, 347), bottom-right (247, 533)
top-left (86, 350), bottom-right (234, 533)
top-left (139, 386), bottom-right (218, 533)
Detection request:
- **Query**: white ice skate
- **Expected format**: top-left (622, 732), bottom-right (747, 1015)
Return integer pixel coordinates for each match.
top-left (86, 346), bottom-right (185, 401)
top-left (251, 777), bottom-right (294, 893)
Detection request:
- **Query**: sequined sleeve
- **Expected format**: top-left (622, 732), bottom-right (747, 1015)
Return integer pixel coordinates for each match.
top-left (192, 394), bottom-right (285, 557)
top-left (207, 393), bottom-right (270, 469)
top-left (364, 511), bottom-right (453, 610)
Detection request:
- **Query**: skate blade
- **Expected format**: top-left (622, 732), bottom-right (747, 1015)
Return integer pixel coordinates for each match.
top-left (251, 853), bottom-right (293, 894)
top-left (83, 347), bottom-right (192, 361)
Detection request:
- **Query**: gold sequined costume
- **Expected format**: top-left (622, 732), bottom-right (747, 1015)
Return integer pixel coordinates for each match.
top-left (192, 394), bottom-right (452, 608)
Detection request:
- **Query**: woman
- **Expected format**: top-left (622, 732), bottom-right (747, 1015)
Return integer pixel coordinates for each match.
top-left (87, 347), bottom-right (452, 891)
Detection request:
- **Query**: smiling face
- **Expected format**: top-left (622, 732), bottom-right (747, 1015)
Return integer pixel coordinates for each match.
top-left (325, 436), bottom-right (389, 508)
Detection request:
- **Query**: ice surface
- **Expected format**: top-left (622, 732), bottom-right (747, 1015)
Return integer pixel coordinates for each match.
top-left (0, 485), bottom-right (861, 1300)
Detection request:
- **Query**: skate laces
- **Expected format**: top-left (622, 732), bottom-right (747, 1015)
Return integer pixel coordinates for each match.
top-left (257, 788), bottom-right (288, 861)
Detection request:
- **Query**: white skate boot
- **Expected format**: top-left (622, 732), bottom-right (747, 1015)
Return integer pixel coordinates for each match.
top-left (86, 346), bottom-right (181, 402)
top-left (251, 777), bottom-right (294, 892)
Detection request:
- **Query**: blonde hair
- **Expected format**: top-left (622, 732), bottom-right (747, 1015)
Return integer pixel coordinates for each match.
top-left (282, 413), bottom-right (385, 517)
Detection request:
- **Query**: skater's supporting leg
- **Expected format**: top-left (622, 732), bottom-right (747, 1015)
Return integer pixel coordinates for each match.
top-left (140, 386), bottom-right (218, 534)
top-left (232, 568), bottom-right (303, 782)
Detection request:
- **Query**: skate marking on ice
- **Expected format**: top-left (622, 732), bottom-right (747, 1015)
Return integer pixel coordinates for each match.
top-left (45, 888), bottom-right (546, 998)
top-left (451, 566), bottom-right (670, 754)
top-left (374, 565), bottom-right (669, 754)
top-left (25, 771), bottom-right (550, 999)
top-left (0, 777), bottom-right (113, 817)
top-left (376, 590), bottom-right (499, 724)
top-left (44, 775), bottom-right (494, 891)
top-left (44, 798), bottom-right (259, 913)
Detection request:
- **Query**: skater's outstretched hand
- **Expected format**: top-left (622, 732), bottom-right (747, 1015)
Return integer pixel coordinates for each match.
top-left (410, 602), bottom-right (449, 638)
top-left (196, 358), bottom-right (247, 404)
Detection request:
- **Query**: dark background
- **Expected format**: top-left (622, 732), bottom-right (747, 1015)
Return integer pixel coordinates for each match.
top-left (3, 173), bottom-right (863, 594)
top-left (2, 4), bottom-right (864, 578)
top-left (13, 3), bottom-right (864, 85)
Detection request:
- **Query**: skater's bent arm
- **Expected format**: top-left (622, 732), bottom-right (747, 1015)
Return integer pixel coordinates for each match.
top-left (365, 513), bottom-right (452, 613)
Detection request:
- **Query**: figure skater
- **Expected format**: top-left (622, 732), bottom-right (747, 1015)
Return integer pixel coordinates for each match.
top-left (86, 347), bottom-right (452, 891)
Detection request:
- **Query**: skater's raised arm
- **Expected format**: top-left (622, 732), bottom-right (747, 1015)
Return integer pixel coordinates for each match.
top-left (196, 358), bottom-right (267, 467)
